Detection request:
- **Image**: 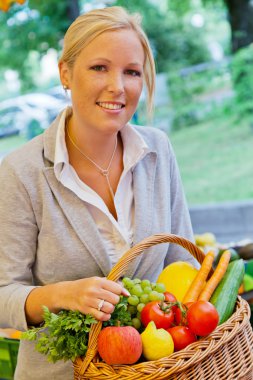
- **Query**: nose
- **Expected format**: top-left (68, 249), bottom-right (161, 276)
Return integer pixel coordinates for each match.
top-left (107, 72), bottom-right (124, 95)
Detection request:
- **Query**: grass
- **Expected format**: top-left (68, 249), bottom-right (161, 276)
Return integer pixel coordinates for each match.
top-left (169, 114), bottom-right (253, 205)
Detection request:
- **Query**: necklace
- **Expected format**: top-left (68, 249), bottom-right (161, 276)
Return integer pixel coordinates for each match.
top-left (66, 125), bottom-right (118, 200)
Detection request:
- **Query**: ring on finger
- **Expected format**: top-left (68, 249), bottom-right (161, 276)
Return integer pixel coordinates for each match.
top-left (97, 299), bottom-right (105, 312)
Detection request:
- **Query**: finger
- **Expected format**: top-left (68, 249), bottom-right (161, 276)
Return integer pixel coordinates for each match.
top-left (76, 302), bottom-right (111, 322)
top-left (121, 287), bottom-right (130, 297)
top-left (89, 298), bottom-right (115, 315)
top-left (101, 279), bottom-right (130, 297)
top-left (99, 301), bottom-right (115, 314)
top-left (100, 290), bottom-right (120, 305)
top-left (101, 279), bottom-right (124, 294)
top-left (90, 299), bottom-right (112, 321)
top-left (96, 311), bottom-right (111, 322)
top-left (91, 309), bottom-right (111, 322)
top-left (116, 280), bottom-right (131, 297)
top-left (80, 299), bottom-right (112, 321)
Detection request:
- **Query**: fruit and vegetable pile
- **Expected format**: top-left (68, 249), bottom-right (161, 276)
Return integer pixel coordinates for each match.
top-left (195, 232), bottom-right (253, 294)
top-left (22, 250), bottom-right (245, 366)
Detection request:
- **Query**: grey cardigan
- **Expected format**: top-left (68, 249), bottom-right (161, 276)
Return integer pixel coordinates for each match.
top-left (0, 111), bottom-right (196, 380)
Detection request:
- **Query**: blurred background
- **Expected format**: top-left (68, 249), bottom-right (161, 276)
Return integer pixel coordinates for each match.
top-left (1, 2), bottom-right (253, 373)
top-left (0, 0), bottom-right (253, 243)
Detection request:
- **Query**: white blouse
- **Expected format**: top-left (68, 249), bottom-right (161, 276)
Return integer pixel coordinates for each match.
top-left (54, 107), bottom-right (149, 265)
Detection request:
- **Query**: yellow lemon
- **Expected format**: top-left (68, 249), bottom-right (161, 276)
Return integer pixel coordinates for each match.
top-left (157, 261), bottom-right (198, 301)
top-left (141, 321), bottom-right (174, 361)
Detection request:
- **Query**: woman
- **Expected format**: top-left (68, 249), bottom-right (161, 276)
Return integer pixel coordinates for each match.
top-left (0, 6), bottom-right (197, 380)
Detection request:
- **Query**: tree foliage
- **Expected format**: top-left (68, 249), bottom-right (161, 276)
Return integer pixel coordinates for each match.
top-left (166, 0), bottom-right (253, 52)
top-left (0, 0), bottom-right (79, 90)
top-left (190, 0), bottom-right (253, 52)
top-left (114, 0), bottom-right (210, 72)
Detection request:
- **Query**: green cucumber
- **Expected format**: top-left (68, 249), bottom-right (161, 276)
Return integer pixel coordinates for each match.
top-left (210, 259), bottom-right (245, 325)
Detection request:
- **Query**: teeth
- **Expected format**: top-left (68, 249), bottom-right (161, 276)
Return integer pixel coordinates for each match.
top-left (97, 102), bottom-right (123, 110)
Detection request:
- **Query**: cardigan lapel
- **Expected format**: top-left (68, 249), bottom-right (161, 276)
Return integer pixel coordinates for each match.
top-left (43, 167), bottom-right (112, 276)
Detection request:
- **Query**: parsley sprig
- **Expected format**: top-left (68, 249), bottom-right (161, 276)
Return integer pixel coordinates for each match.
top-left (21, 296), bottom-right (132, 362)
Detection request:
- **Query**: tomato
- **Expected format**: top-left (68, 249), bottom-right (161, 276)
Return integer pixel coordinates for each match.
top-left (174, 302), bottom-right (193, 326)
top-left (164, 292), bottom-right (177, 313)
top-left (167, 326), bottom-right (197, 351)
top-left (187, 301), bottom-right (219, 336)
top-left (141, 301), bottom-right (174, 329)
top-left (164, 292), bottom-right (177, 303)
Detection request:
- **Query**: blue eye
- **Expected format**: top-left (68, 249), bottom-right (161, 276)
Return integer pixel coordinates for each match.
top-left (125, 69), bottom-right (142, 77)
top-left (91, 65), bottom-right (106, 71)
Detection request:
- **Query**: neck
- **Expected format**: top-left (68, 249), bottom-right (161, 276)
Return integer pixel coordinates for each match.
top-left (65, 116), bottom-right (123, 203)
top-left (66, 115), bottom-right (119, 167)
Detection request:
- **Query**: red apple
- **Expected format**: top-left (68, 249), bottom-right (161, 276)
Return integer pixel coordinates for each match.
top-left (97, 326), bottom-right (142, 365)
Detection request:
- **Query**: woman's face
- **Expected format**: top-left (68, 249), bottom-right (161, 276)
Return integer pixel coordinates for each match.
top-left (61, 28), bottom-right (145, 135)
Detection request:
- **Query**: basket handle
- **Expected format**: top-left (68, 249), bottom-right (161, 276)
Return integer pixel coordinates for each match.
top-left (77, 233), bottom-right (207, 374)
top-left (108, 233), bottom-right (206, 281)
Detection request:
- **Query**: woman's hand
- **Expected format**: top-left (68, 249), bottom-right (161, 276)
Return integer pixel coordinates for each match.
top-left (25, 276), bottom-right (130, 325)
top-left (56, 277), bottom-right (130, 321)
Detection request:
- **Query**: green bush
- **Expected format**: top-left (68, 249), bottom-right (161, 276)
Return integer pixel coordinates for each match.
top-left (168, 61), bottom-right (232, 130)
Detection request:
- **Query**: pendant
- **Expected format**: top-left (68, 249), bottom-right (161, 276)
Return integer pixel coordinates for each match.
top-left (100, 169), bottom-right (109, 177)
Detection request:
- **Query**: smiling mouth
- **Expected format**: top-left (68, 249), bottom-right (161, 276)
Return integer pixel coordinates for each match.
top-left (96, 102), bottom-right (125, 110)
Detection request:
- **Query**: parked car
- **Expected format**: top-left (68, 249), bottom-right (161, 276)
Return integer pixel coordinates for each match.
top-left (21, 92), bottom-right (68, 123)
top-left (0, 93), bottom-right (67, 139)
top-left (0, 100), bottom-right (46, 139)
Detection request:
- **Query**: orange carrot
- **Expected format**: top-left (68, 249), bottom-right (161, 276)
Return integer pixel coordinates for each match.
top-left (183, 251), bottom-right (215, 303)
top-left (198, 250), bottom-right (231, 301)
top-left (238, 282), bottom-right (244, 294)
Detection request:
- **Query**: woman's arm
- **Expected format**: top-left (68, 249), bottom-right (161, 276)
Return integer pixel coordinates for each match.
top-left (25, 277), bottom-right (129, 325)
top-left (0, 159), bottom-right (39, 330)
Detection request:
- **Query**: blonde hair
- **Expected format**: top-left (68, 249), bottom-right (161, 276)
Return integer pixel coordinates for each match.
top-left (59, 6), bottom-right (156, 117)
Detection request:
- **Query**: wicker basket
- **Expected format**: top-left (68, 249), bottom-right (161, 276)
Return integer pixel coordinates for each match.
top-left (73, 233), bottom-right (253, 380)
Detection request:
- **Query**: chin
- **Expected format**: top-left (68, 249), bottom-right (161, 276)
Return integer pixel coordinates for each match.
top-left (100, 119), bottom-right (128, 133)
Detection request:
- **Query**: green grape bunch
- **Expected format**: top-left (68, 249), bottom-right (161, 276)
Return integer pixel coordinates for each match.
top-left (122, 277), bottom-right (166, 330)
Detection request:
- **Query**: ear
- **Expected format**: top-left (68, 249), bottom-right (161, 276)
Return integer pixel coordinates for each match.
top-left (58, 61), bottom-right (71, 89)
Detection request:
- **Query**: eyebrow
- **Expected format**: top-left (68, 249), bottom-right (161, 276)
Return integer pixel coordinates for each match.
top-left (89, 58), bottom-right (143, 67)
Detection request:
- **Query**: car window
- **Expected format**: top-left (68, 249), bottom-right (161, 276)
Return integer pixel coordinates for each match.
top-left (0, 110), bottom-right (17, 128)
top-left (0, 109), bottom-right (21, 137)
